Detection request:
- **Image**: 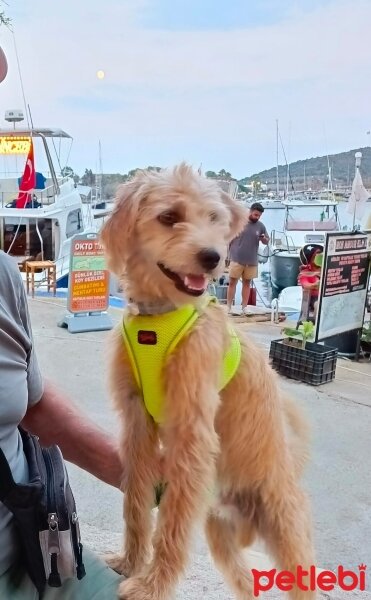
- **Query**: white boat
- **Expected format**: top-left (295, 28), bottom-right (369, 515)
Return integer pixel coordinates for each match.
top-left (0, 122), bottom-right (97, 284)
top-left (269, 198), bottom-right (342, 296)
top-left (260, 197), bottom-right (285, 210)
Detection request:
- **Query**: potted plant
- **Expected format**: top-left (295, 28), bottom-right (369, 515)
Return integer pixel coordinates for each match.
top-left (282, 321), bottom-right (315, 349)
top-left (269, 321), bottom-right (338, 386)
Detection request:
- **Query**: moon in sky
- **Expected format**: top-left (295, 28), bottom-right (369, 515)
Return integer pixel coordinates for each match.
top-left (96, 70), bottom-right (105, 80)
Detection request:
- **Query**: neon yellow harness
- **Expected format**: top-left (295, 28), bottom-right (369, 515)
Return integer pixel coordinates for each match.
top-left (122, 296), bottom-right (241, 424)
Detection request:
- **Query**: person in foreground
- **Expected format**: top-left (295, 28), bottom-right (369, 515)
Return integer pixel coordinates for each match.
top-left (0, 250), bottom-right (123, 598)
top-left (227, 201), bottom-right (269, 314)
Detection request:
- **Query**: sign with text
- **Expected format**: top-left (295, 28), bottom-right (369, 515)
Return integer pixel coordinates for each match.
top-left (0, 136), bottom-right (31, 155)
top-left (67, 233), bottom-right (109, 314)
top-left (316, 232), bottom-right (371, 341)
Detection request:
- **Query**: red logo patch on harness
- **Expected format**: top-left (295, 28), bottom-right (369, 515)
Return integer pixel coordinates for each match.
top-left (137, 330), bottom-right (157, 345)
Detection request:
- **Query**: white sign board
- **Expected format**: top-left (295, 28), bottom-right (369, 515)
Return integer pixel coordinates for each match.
top-left (316, 232), bottom-right (371, 341)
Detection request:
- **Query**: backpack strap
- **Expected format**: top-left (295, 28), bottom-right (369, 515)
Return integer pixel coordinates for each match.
top-left (0, 444), bottom-right (16, 502)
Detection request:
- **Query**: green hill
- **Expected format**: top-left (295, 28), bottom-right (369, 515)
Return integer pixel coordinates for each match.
top-left (239, 147), bottom-right (371, 190)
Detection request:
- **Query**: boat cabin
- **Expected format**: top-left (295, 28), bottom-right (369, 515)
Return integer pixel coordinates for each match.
top-left (0, 127), bottom-right (85, 274)
top-left (283, 200), bottom-right (340, 233)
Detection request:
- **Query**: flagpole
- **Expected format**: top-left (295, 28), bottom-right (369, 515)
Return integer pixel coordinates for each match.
top-left (353, 152), bottom-right (362, 230)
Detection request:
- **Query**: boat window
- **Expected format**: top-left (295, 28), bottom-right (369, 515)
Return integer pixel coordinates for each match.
top-left (66, 209), bottom-right (83, 238)
top-left (1, 218), bottom-right (55, 264)
top-left (2, 223), bottom-right (28, 255)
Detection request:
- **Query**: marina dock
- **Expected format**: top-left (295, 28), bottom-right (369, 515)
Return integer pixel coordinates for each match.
top-left (29, 295), bottom-right (371, 599)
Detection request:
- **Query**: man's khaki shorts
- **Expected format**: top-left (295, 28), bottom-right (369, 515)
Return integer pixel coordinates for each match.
top-left (229, 261), bottom-right (258, 281)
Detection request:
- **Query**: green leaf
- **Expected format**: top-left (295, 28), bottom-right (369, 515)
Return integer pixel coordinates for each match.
top-left (282, 327), bottom-right (304, 339)
top-left (313, 254), bottom-right (323, 267)
top-left (302, 321), bottom-right (315, 339)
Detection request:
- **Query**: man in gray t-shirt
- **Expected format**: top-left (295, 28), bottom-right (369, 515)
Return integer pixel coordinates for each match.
top-left (227, 202), bottom-right (269, 314)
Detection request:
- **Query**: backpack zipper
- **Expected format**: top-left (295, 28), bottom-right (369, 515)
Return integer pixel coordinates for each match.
top-left (71, 511), bottom-right (86, 579)
top-left (44, 451), bottom-right (62, 587)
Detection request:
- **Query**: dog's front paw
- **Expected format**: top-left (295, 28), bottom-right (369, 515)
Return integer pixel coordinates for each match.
top-left (103, 553), bottom-right (133, 577)
top-left (118, 577), bottom-right (155, 600)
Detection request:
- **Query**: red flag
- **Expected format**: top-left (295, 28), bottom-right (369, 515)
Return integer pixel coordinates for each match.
top-left (16, 139), bottom-right (36, 208)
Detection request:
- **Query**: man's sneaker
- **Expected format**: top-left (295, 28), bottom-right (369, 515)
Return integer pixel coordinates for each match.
top-left (242, 306), bottom-right (250, 316)
top-left (228, 305), bottom-right (242, 316)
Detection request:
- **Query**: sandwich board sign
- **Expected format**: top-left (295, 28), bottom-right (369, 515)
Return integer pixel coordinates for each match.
top-left (59, 232), bottom-right (113, 333)
top-left (315, 231), bottom-right (371, 345)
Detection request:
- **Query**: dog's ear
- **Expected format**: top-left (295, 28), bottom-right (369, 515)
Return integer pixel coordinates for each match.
top-left (220, 192), bottom-right (248, 240)
top-left (100, 177), bottom-right (146, 275)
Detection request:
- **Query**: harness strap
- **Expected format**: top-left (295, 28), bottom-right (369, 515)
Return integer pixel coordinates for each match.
top-left (122, 295), bottom-right (240, 424)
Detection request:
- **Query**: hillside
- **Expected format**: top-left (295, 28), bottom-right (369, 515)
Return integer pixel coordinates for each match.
top-left (239, 146), bottom-right (371, 190)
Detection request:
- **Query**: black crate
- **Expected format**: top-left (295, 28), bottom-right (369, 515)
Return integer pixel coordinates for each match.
top-left (269, 339), bottom-right (338, 386)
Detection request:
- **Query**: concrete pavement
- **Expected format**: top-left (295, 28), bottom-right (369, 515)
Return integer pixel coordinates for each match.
top-left (28, 295), bottom-right (371, 599)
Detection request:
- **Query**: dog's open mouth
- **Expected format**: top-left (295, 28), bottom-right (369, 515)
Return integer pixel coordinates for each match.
top-left (158, 263), bottom-right (208, 296)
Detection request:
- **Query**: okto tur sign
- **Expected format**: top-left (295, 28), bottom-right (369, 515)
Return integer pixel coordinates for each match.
top-left (68, 234), bottom-right (109, 314)
top-left (316, 232), bottom-right (371, 341)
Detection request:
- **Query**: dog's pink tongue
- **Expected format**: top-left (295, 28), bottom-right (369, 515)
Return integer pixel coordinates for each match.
top-left (184, 274), bottom-right (207, 291)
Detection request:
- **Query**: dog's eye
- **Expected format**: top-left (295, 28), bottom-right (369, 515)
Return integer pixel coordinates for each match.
top-left (209, 212), bottom-right (219, 223)
top-left (157, 211), bottom-right (180, 226)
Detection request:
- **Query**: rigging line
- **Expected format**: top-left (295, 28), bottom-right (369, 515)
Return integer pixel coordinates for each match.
top-left (51, 137), bottom-right (63, 173)
top-left (27, 104), bottom-right (34, 129)
top-left (278, 129), bottom-right (295, 192)
top-left (8, 26), bottom-right (31, 129)
top-left (64, 137), bottom-right (73, 170)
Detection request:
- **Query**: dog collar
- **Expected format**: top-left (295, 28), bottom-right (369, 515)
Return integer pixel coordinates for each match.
top-left (127, 299), bottom-right (177, 316)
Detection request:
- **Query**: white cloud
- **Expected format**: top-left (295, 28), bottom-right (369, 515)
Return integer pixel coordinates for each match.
top-left (1, 0), bottom-right (370, 177)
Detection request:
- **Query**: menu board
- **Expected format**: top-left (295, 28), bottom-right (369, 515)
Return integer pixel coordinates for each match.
top-left (67, 233), bottom-right (109, 314)
top-left (316, 233), bottom-right (371, 340)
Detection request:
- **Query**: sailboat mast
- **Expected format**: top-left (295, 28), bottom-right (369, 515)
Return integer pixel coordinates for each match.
top-left (276, 119), bottom-right (279, 198)
top-left (286, 121), bottom-right (291, 198)
top-left (98, 140), bottom-right (103, 201)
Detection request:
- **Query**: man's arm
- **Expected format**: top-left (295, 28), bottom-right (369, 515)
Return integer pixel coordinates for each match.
top-left (260, 225), bottom-right (270, 245)
top-left (21, 380), bottom-right (123, 490)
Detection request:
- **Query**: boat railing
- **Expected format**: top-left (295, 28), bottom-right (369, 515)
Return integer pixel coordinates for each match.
top-left (271, 229), bottom-right (296, 253)
top-left (53, 254), bottom-right (69, 281)
top-left (0, 182), bottom-right (59, 208)
top-left (285, 219), bottom-right (338, 231)
top-left (0, 175), bottom-right (76, 209)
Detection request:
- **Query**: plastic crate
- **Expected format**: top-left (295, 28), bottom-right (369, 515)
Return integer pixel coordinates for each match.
top-left (269, 339), bottom-right (338, 386)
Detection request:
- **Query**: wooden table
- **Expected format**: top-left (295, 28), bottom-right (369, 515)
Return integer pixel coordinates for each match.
top-left (25, 261), bottom-right (57, 298)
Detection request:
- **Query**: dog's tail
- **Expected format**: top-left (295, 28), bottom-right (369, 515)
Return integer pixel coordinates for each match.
top-left (282, 395), bottom-right (311, 478)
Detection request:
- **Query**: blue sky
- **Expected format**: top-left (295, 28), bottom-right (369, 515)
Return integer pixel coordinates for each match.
top-left (1, 0), bottom-right (370, 178)
top-left (141, 0), bottom-right (327, 30)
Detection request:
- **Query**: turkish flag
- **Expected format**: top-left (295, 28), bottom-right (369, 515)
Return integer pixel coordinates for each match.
top-left (16, 139), bottom-right (36, 208)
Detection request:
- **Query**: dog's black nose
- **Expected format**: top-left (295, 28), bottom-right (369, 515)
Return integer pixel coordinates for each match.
top-left (197, 248), bottom-right (221, 271)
